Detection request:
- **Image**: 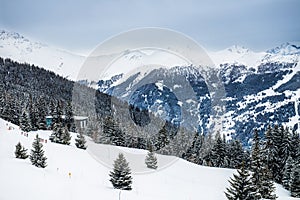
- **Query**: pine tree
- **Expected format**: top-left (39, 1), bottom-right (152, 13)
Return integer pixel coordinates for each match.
top-left (276, 126), bottom-right (290, 183)
top-left (260, 166), bottom-right (277, 199)
top-left (290, 161), bottom-right (300, 198)
top-left (289, 131), bottom-right (300, 161)
top-left (227, 139), bottom-right (244, 169)
top-left (36, 97), bottom-right (47, 130)
top-left (15, 142), bottom-right (28, 159)
top-left (252, 129), bottom-right (277, 199)
top-left (75, 133), bottom-right (87, 149)
top-left (64, 102), bottom-right (75, 131)
top-left (211, 132), bottom-right (226, 167)
top-left (282, 156), bottom-right (293, 190)
top-left (262, 125), bottom-right (276, 180)
top-left (109, 153), bottom-right (132, 190)
top-left (102, 116), bottom-right (124, 146)
top-left (145, 150), bottom-right (158, 169)
top-left (19, 111), bottom-right (31, 132)
top-left (28, 101), bottom-right (39, 131)
top-left (272, 125), bottom-right (285, 183)
top-left (225, 164), bottom-right (252, 200)
top-left (30, 134), bottom-right (47, 168)
top-left (49, 123), bottom-right (71, 145)
top-left (182, 133), bottom-right (203, 165)
top-left (62, 126), bottom-right (71, 145)
top-left (155, 124), bottom-right (170, 151)
top-left (250, 129), bottom-right (264, 196)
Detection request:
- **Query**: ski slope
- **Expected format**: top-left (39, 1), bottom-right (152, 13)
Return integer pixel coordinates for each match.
top-left (0, 118), bottom-right (294, 200)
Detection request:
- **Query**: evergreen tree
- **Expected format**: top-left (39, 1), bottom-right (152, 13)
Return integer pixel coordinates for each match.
top-left (111, 129), bottom-right (125, 147)
top-left (276, 126), bottom-right (290, 183)
top-left (225, 164), bottom-right (253, 200)
top-left (282, 156), bottom-right (293, 190)
top-left (65, 102), bottom-right (75, 131)
top-left (145, 150), bottom-right (158, 169)
top-left (262, 125), bottom-right (276, 180)
top-left (289, 131), bottom-right (300, 161)
top-left (62, 126), bottom-right (71, 145)
top-left (49, 123), bottom-right (71, 145)
top-left (252, 129), bottom-right (277, 199)
top-left (250, 129), bottom-right (264, 196)
top-left (36, 97), bottom-right (47, 130)
top-left (101, 116), bottom-right (124, 146)
top-left (227, 139), bottom-right (244, 169)
top-left (28, 95), bottom-right (39, 131)
top-left (75, 133), bottom-right (87, 150)
top-left (15, 142), bottom-right (28, 159)
top-left (109, 153), bottom-right (132, 190)
top-left (19, 111), bottom-right (31, 132)
top-left (211, 132), bottom-right (226, 167)
top-left (290, 161), bottom-right (300, 198)
top-left (272, 125), bottom-right (285, 183)
top-left (260, 166), bottom-right (277, 199)
top-left (30, 134), bottom-right (47, 168)
top-left (182, 133), bottom-right (203, 165)
top-left (155, 124), bottom-right (170, 151)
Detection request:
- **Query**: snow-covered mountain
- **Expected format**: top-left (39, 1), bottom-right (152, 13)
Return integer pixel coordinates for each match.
top-left (96, 43), bottom-right (300, 145)
top-left (0, 118), bottom-right (294, 200)
top-left (0, 30), bottom-right (85, 80)
top-left (0, 30), bottom-right (299, 145)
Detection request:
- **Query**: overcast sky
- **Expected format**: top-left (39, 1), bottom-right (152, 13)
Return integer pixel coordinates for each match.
top-left (0, 0), bottom-right (299, 53)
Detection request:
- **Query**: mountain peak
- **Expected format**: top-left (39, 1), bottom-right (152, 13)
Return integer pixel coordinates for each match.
top-left (226, 45), bottom-right (250, 54)
top-left (266, 42), bottom-right (300, 55)
top-left (0, 30), bottom-right (26, 41)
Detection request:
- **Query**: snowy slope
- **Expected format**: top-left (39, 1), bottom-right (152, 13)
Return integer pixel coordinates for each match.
top-left (208, 45), bottom-right (265, 69)
top-left (0, 30), bottom-right (85, 80)
top-left (208, 43), bottom-right (300, 69)
top-left (0, 118), bottom-right (295, 200)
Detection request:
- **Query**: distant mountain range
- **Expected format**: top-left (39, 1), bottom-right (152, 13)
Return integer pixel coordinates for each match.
top-left (1, 29), bottom-right (299, 145)
top-left (0, 30), bottom-right (85, 80)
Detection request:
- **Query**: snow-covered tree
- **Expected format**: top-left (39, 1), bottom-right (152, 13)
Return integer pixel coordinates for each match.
top-left (19, 111), bottom-right (31, 132)
top-left (49, 123), bottom-right (71, 145)
top-left (282, 156), bottom-right (293, 190)
top-left (62, 126), bottom-right (71, 145)
top-left (64, 102), bottom-right (75, 131)
top-left (262, 125), bottom-right (276, 180)
top-left (225, 164), bottom-right (253, 200)
top-left (155, 124), bottom-right (170, 151)
top-left (227, 139), bottom-right (244, 169)
top-left (15, 142), bottom-right (28, 159)
top-left (289, 131), bottom-right (300, 161)
top-left (109, 153), bottom-right (132, 190)
top-left (259, 166), bottom-right (277, 199)
top-left (182, 133), bottom-right (203, 165)
top-left (211, 132), bottom-right (226, 167)
top-left (271, 125), bottom-right (287, 183)
top-left (250, 129), bottom-right (264, 195)
top-left (290, 162), bottom-right (300, 198)
top-left (145, 150), bottom-right (158, 169)
top-left (30, 134), bottom-right (47, 168)
top-left (101, 116), bottom-right (124, 146)
top-left (251, 129), bottom-right (277, 199)
top-left (75, 133), bottom-right (87, 150)
top-left (28, 96), bottom-right (39, 131)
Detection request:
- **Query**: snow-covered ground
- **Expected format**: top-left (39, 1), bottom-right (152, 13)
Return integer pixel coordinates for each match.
top-left (0, 118), bottom-right (295, 200)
